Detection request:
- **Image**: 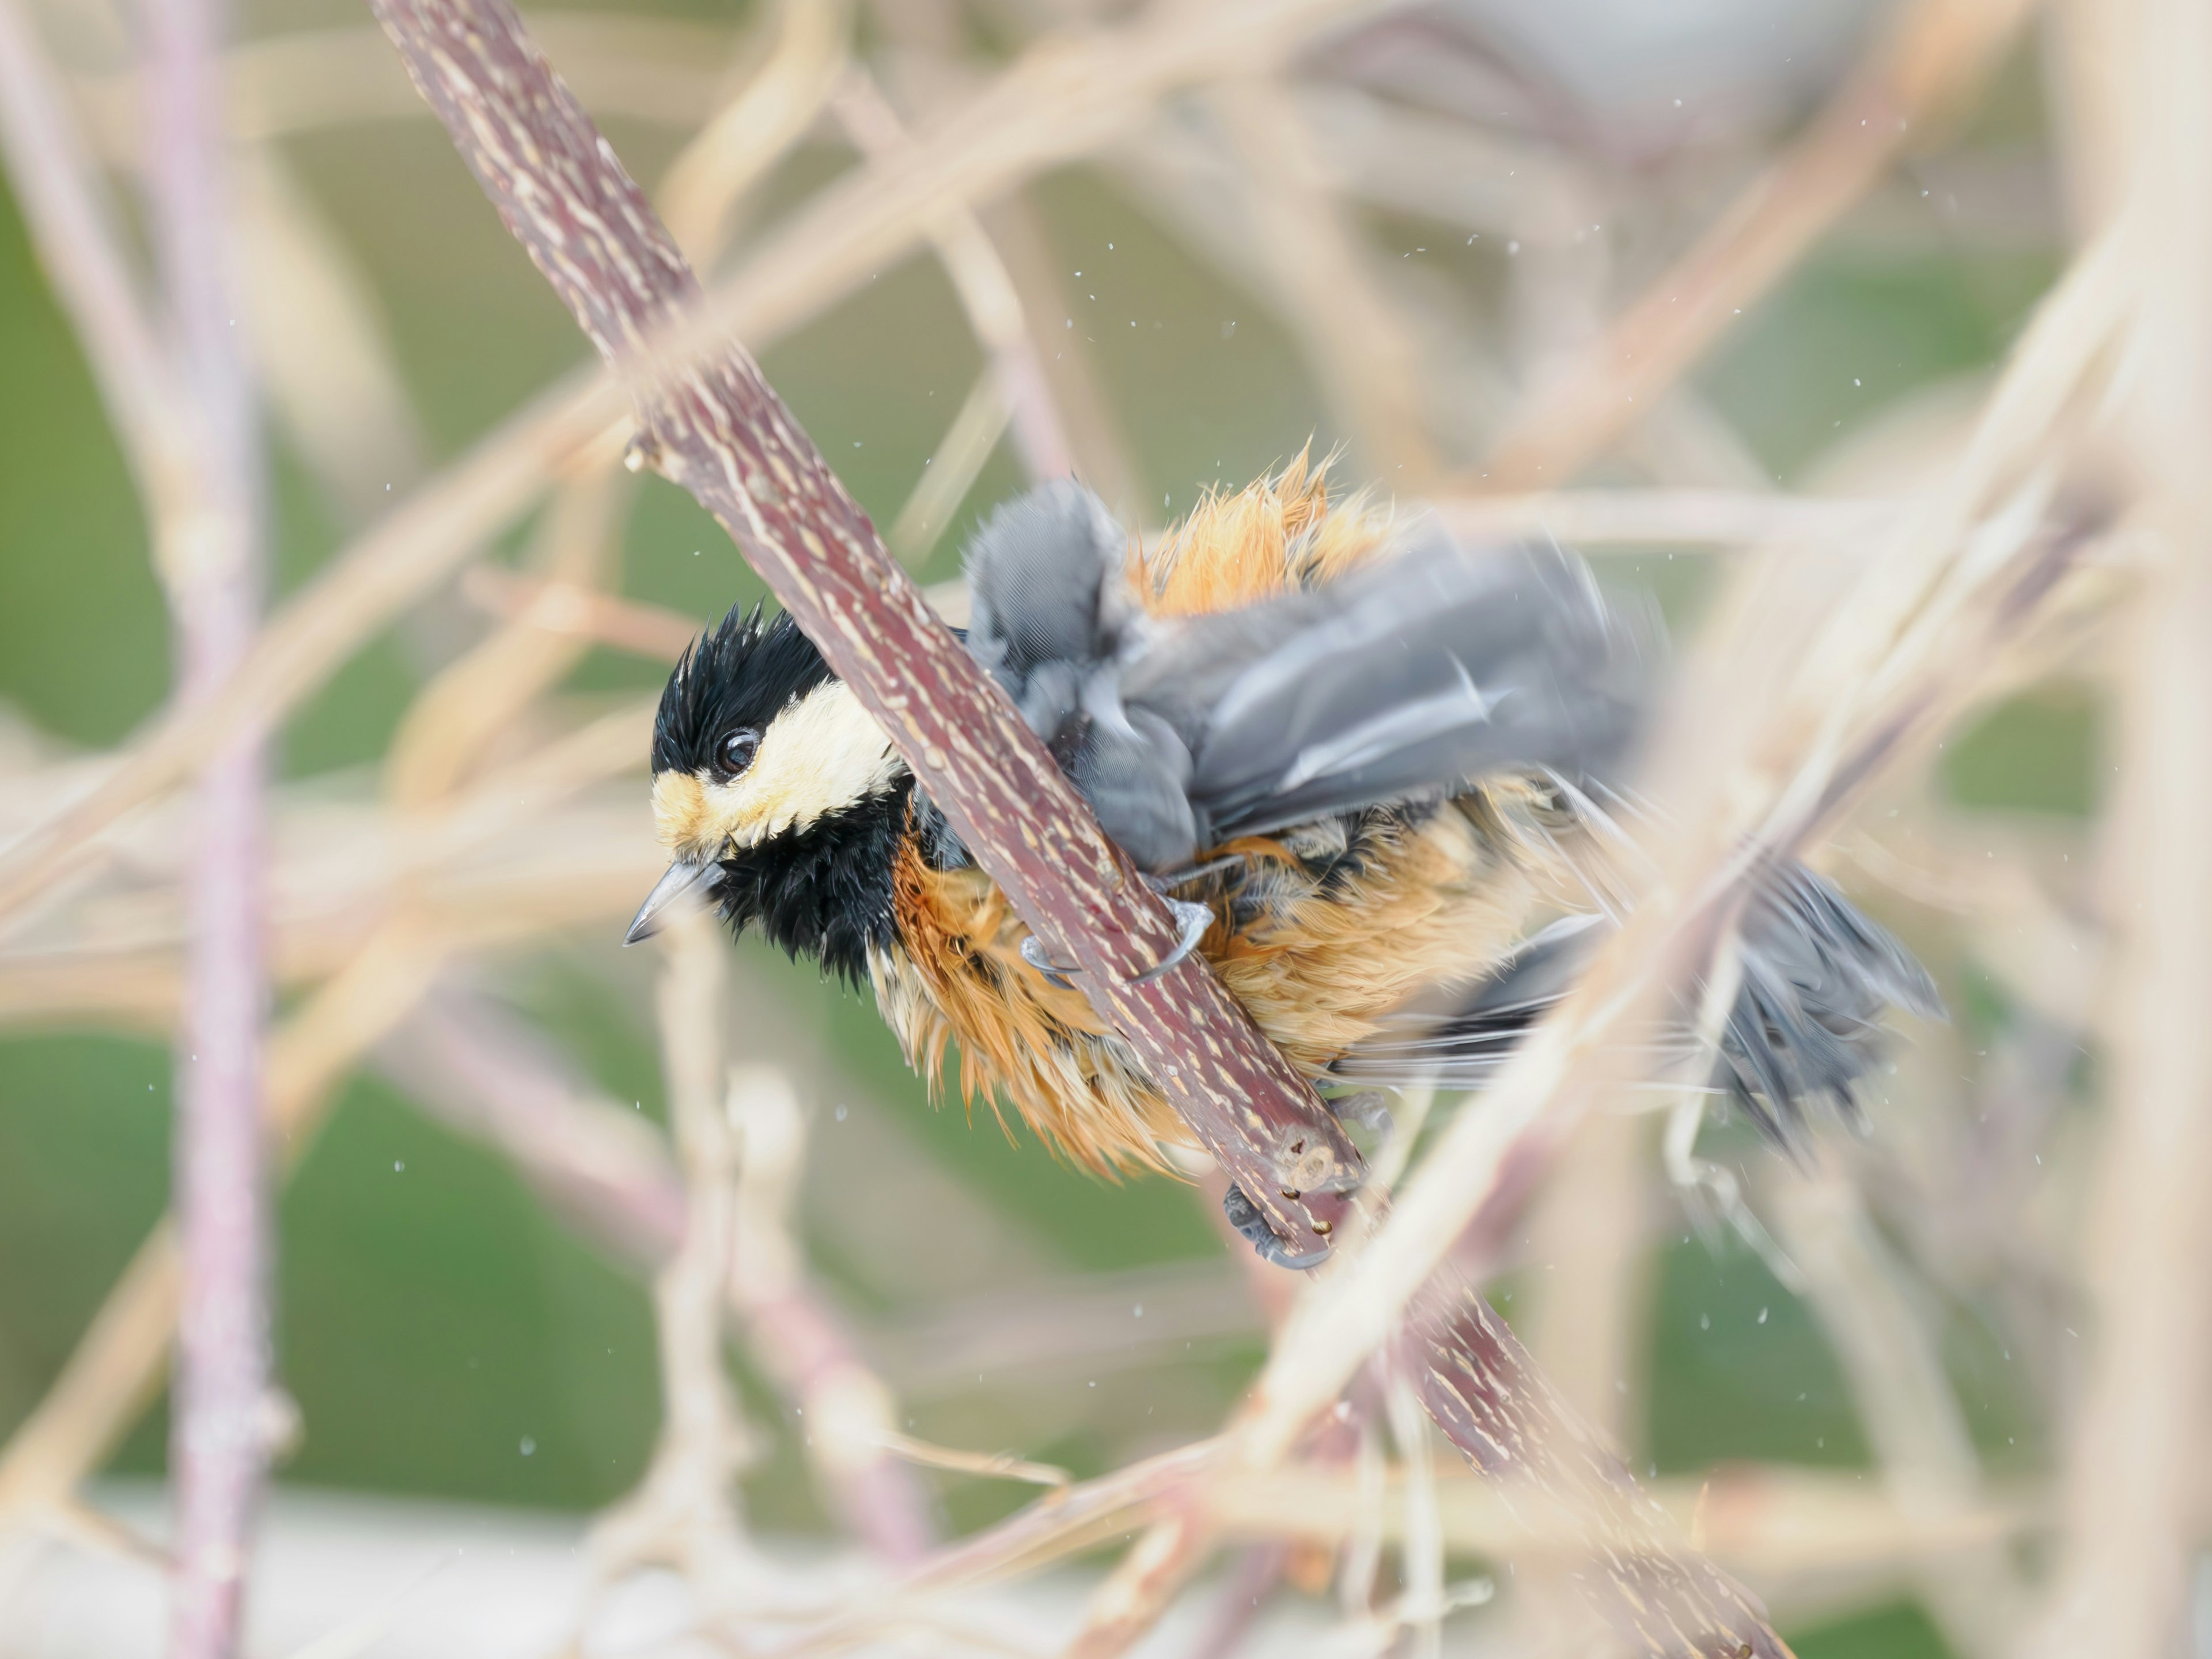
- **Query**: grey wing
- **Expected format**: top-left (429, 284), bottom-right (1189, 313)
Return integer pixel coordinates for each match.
top-left (963, 482), bottom-right (1653, 869)
top-left (1124, 524), bottom-right (1654, 847)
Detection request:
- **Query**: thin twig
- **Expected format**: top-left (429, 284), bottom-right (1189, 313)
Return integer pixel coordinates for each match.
top-left (723, 1068), bottom-right (937, 1560)
top-left (1771, 1174), bottom-right (2027, 1659)
top-left (1241, 217), bottom-right (2131, 1471)
top-left (582, 910), bottom-right (762, 1616)
top-left (658, 0), bottom-right (854, 262)
top-left (145, 0), bottom-right (274, 1644)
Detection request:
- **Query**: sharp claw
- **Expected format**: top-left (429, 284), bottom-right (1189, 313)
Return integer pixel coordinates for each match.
top-left (1019, 934), bottom-right (1080, 990)
top-left (1129, 898), bottom-right (1213, 988)
top-left (1222, 1181), bottom-right (1332, 1271)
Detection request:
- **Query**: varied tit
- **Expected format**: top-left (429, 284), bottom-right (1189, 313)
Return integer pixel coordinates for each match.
top-left (631, 460), bottom-right (1939, 1266)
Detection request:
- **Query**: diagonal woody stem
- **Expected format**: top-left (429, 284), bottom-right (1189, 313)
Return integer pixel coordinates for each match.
top-left (363, 0), bottom-right (1358, 1264)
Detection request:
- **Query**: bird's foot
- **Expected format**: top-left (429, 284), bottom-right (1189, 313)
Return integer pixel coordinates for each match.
top-left (1129, 899), bottom-right (1213, 987)
top-left (1018, 934), bottom-right (1079, 990)
top-left (1017, 898), bottom-right (1215, 990)
top-left (1222, 1182), bottom-right (1332, 1271)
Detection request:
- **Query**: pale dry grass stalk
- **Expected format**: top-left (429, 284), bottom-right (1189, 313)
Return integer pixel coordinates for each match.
top-left (232, 145), bottom-right (424, 523)
top-left (375, 989), bottom-right (686, 1268)
top-left (0, 459), bottom-right (643, 1523)
top-left (73, 16), bottom-right (744, 150)
top-left (722, 1069), bottom-right (935, 1560)
top-left (0, 0), bottom-right (184, 499)
top-left (889, 369), bottom-right (1018, 563)
top-left (581, 910), bottom-right (763, 1619)
top-left (2013, 5), bottom-right (2212, 1654)
top-left (1770, 1173), bottom-right (2025, 1658)
top-left (1242, 216), bottom-right (2131, 1470)
top-left (1517, 1108), bottom-right (1652, 1451)
top-left (373, 986), bottom-right (937, 1562)
top-left (658, 0), bottom-right (854, 262)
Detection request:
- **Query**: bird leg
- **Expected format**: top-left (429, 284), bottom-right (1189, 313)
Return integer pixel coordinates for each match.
top-left (1018, 934), bottom-right (1079, 990)
top-left (1128, 898), bottom-right (1214, 987)
top-left (1017, 898), bottom-right (1215, 990)
top-left (1221, 1181), bottom-right (1332, 1271)
top-left (1224, 1091), bottom-right (1389, 1269)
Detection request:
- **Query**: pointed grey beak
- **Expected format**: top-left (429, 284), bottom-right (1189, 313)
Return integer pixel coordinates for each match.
top-left (624, 857), bottom-right (720, 945)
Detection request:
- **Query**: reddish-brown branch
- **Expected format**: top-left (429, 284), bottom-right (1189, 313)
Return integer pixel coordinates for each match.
top-left (362, 0), bottom-right (1357, 1263)
top-left (147, 0), bottom-right (273, 1650)
top-left (1402, 1278), bottom-right (1790, 1658)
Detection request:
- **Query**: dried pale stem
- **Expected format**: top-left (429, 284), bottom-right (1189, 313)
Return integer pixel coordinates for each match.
top-left (585, 910), bottom-right (759, 1605)
top-left (1244, 215), bottom-right (2130, 1471)
top-left (375, 990), bottom-right (686, 1267)
top-left (1771, 1174), bottom-right (2025, 1658)
top-left (375, 987), bottom-right (934, 1560)
top-left (724, 1069), bottom-right (935, 1560)
top-left (0, 504), bottom-right (645, 1521)
top-left (658, 0), bottom-right (854, 262)
top-left (1062, 1503), bottom-right (1213, 1659)
top-left (2015, 4), bottom-right (2212, 1651)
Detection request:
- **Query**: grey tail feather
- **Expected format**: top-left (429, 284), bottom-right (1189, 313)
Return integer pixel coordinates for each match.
top-left (1716, 863), bottom-right (1944, 1144)
top-left (1332, 866), bottom-right (1942, 1147)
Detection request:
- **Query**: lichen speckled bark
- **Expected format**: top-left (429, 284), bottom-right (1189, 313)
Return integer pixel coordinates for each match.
top-left (1403, 1281), bottom-right (1789, 1658)
top-left (363, 0), bottom-right (1358, 1262)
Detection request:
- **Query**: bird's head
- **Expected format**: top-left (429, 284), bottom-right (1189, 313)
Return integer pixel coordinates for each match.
top-left (627, 603), bottom-right (907, 952)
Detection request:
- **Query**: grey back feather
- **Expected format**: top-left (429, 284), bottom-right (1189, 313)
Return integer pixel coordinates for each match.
top-left (961, 483), bottom-right (1650, 869)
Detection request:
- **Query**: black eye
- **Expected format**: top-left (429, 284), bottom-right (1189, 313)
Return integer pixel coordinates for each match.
top-left (715, 728), bottom-right (760, 778)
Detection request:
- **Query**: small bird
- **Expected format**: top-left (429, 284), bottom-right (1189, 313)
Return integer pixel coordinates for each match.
top-left (631, 460), bottom-right (1938, 1264)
